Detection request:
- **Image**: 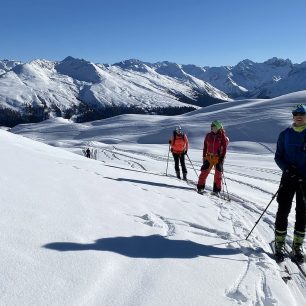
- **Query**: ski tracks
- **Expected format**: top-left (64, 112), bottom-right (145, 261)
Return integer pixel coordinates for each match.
top-left (135, 213), bottom-right (176, 237)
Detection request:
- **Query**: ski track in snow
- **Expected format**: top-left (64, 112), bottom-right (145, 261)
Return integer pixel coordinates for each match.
top-left (51, 143), bottom-right (306, 303)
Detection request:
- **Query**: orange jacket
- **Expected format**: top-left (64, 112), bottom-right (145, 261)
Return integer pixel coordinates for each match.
top-left (170, 133), bottom-right (189, 154)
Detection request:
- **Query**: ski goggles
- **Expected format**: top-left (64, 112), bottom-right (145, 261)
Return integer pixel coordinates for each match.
top-left (292, 112), bottom-right (305, 116)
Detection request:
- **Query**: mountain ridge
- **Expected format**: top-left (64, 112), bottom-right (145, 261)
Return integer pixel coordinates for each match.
top-left (1, 56), bottom-right (305, 127)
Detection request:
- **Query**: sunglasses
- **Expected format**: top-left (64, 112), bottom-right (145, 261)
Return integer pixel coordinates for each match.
top-left (292, 112), bottom-right (305, 116)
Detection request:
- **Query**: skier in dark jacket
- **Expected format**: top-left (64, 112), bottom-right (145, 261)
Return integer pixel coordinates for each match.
top-left (86, 148), bottom-right (91, 158)
top-left (274, 104), bottom-right (306, 263)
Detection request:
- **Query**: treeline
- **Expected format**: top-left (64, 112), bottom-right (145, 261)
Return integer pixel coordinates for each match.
top-left (1, 104), bottom-right (196, 127)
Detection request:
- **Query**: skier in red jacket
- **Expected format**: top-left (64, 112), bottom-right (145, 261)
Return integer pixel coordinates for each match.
top-left (197, 120), bottom-right (228, 196)
top-left (169, 125), bottom-right (189, 180)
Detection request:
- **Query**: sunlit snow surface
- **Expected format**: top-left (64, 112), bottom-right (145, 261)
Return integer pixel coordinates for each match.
top-left (2, 91), bottom-right (306, 305)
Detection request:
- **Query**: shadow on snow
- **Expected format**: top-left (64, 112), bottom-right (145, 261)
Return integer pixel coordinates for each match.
top-left (103, 177), bottom-right (195, 191)
top-left (43, 234), bottom-right (242, 259)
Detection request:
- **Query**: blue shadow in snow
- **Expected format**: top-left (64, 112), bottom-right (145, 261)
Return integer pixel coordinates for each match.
top-left (43, 235), bottom-right (242, 259)
top-left (104, 177), bottom-right (194, 191)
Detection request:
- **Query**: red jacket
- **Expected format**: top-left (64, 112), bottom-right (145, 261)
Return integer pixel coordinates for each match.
top-left (170, 133), bottom-right (189, 154)
top-left (203, 130), bottom-right (227, 158)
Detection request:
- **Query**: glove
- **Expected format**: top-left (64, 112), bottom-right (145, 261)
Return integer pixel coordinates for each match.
top-left (184, 150), bottom-right (188, 155)
top-left (286, 165), bottom-right (298, 179)
top-left (216, 162), bottom-right (223, 173)
top-left (219, 156), bottom-right (224, 164)
top-left (169, 140), bottom-right (171, 144)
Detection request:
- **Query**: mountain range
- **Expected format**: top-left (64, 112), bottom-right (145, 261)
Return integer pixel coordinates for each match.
top-left (0, 56), bottom-right (305, 126)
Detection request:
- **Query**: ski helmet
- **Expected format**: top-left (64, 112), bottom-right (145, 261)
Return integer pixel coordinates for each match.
top-left (211, 120), bottom-right (223, 131)
top-left (292, 104), bottom-right (306, 115)
top-left (175, 125), bottom-right (182, 134)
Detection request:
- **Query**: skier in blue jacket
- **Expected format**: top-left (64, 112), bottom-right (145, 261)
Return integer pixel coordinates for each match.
top-left (274, 104), bottom-right (306, 263)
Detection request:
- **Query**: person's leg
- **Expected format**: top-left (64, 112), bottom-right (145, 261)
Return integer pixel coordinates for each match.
top-left (274, 177), bottom-right (295, 261)
top-left (213, 157), bottom-right (222, 193)
top-left (292, 181), bottom-right (306, 262)
top-left (275, 178), bottom-right (295, 232)
top-left (180, 154), bottom-right (187, 180)
top-left (197, 157), bottom-right (213, 191)
top-left (173, 154), bottom-right (181, 178)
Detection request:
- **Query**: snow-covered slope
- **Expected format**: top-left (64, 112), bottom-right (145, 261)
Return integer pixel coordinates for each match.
top-left (12, 90), bottom-right (306, 153)
top-left (3, 92), bottom-right (306, 305)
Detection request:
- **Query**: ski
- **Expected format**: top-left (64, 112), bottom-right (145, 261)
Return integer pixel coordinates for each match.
top-left (269, 241), bottom-right (292, 283)
top-left (284, 245), bottom-right (306, 279)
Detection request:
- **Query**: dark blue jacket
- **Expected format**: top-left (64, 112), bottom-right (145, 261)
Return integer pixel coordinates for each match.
top-left (274, 127), bottom-right (306, 179)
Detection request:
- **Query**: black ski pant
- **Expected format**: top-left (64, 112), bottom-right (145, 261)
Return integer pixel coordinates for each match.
top-left (275, 175), bottom-right (306, 233)
top-left (172, 153), bottom-right (187, 174)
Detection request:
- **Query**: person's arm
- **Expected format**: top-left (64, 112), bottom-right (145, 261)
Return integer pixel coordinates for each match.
top-left (274, 131), bottom-right (289, 171)
top-left (220, 134), bottom-right (227, 161)
top-left (184, 135), bottom-right (189, 153)
top-left (203, 134), bottom-right (208, 159)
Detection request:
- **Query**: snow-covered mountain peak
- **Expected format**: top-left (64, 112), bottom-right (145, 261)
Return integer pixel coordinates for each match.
top-left (113, 58), bottom-right (151, 73)
top-left (236, 59), bottom-right (255, 69)
top-left (0, 59), bottom-right (22, 75)
top-left (264, 57), bottom-right (292, 67)
top-left (152, 61), bottom-right (187, 79)
top-left (55, 56), bottom-right (102, 83)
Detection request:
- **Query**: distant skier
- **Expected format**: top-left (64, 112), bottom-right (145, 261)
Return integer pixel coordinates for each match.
top-left (86, 148), bottom-right (91, 158)
top-left (274, 104), bottom-right (306, 263)
top-left (169, 125), bottom-right (189, 180)
top-left (197, 120), bottom-right (228, 196)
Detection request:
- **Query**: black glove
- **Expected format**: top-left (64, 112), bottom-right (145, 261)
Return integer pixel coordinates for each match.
top-left (169, 140), bottom-right (171, 144)
top-left (216, 162), bottom-right (223, 173)
top-left (219, 156), bottom-right (224, 164)
top-left (184, 150), bottom-right (187, 155)
top-left (286, 165), bottom-right (298, 179)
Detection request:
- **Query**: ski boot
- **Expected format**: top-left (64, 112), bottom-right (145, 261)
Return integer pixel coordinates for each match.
top-left (274, 230), bottom-right (286, 263)
top-left (176, 171), bottom-right (181, 179)
top-left (197, 184), bottom-right (205, 194)
top-left (292, 231), bottom-right (305, 264)
top-left (183, 173), bottom-right (187, 181)
top-left (212, 184), bottom-right (221, 197)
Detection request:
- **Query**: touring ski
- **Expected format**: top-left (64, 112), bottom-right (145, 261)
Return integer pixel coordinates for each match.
top-left (270, 241), bottom-right (292, 283)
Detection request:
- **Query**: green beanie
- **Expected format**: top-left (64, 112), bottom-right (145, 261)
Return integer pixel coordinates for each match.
top-left (211, 120), bottom-right (223, 130)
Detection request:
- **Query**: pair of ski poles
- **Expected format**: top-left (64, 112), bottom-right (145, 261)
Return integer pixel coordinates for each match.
top-left (166, 144), bottom-right (198, 178)
top-left (166, 146), bottom-right (231, 200)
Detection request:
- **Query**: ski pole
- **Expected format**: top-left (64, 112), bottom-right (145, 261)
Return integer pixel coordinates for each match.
top-left (222, 172), bottom-right (230, 201)
top-left (245, 187), bottom-right (280, 240)
top-left (166, 144), bottom-right (171, 176)
top-left (186, 153), bottom-right (199, 178)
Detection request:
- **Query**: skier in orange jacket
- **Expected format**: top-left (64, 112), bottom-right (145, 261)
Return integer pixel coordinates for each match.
top-left (169, 125), bottom-right (189, 180)
top-left (197, 120), bottom-right (228, 196)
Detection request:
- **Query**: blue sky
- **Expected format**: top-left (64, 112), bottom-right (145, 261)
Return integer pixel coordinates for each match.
top-left (1, 0), bottom-right (306, 66)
